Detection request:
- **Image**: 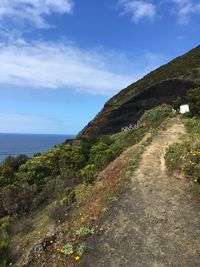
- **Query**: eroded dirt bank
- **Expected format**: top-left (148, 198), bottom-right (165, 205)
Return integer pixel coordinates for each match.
top-left (81, 118), bottom-right (200, 267)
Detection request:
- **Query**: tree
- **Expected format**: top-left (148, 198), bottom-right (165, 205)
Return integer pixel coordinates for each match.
top-left (187, 88), bottom-right (200, 117)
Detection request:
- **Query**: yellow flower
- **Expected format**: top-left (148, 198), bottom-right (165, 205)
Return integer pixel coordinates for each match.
top-left (75, 256), bottom-right (80, 261)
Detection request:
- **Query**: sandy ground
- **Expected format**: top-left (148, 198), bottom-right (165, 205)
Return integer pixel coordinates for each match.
top-left (80, 118), bottom-right (200, 267)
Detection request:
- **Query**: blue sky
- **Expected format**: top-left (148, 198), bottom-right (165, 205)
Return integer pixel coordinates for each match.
top-left (0, 0), bottom-right (200, 134)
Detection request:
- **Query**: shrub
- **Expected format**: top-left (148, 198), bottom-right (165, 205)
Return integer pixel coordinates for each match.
top-left (165, 142), bottom-right (187, 172)
top-left (187, 88), bottom-right (200, 117)
top-left (80, 165), bottom-right (97, 184)
top-left (0, 155), bottom-right (29, 187)
top-left (77, 243), bottom-right (87, 256)
top-left (59, 145), bottom-right (86, 172)
top-left (78, 136), bottom-right (98, 161)
top-left (2, 183), bottom-right (37, 216)
top-left (184, 143), bottom-right (200, 181)
top-left (172, 97), bottom-right (182, 112)
top-left (0, 216), bottom-right (12, 233)
top-left (165, 138), bottom-right (200, 181)
top-left (140, 104), bottom-right (172, 128)
top-left (16, 155), bottom-right (53, 188)
top-left (0, 240), bottom-right (9, 265)
top-left (75, 226), bottom-right (95, 236)
top-left (60, 187), bottom-right (76, 206)
top-left (62, 243), bottom-right (73, 255)
top-left (183, 118), bottom-right (200, 136)
top-left (89, 142), bottom-right (109, 165)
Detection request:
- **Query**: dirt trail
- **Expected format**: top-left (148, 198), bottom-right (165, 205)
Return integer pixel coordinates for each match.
top-left (81, 118), bottom-right (200, 267)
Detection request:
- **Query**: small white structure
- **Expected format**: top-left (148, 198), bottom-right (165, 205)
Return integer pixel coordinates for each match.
top-left (180, 104), bottom-right (190, 114)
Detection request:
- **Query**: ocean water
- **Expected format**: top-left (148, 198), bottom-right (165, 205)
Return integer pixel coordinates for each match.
top-left (0, 133), bottom-right (75, 163)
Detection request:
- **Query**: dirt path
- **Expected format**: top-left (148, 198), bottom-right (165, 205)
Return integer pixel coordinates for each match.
top-left (80, 118), bottom-right (200, 267)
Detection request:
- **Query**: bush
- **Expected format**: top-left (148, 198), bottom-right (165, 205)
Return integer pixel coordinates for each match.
top-left (0, 240), bottom-right (9, 265)
top-left (0, 155), bottom-right (29, 187)
top-left (165, 142), bottom-right (188, 172)
top-left (184, 143), bottom-right (200, 181)
top-left (187, 88), bottom-right (200, 117)
top-left (16, 155), bottom-right (53, 188)
top-left (59, 145), bottom-right (86, 172)
top-left (60, 187), bottom-right (76, 206)
top-left (75, 226), bottom-right (95, 236)
top-left (80, 165), bottom-right (97, 184)
top-left (2, 183), bottom-right (37, 216)
top-left (0, 216), bottom-right (12, 233)
top-left (183, 118), bottom-right (200, 136)
top-left (62, 243), bottom-right (73, 255)
top-left (165, 138), bottom-right (200, 181)
top-left (172, 97), bottom-right (181, 112)
top-left (140, 104), bottom-right (172, 128)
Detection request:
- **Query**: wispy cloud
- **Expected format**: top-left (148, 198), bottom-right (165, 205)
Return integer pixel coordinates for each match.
top-left (0, 39), bottom-right (165, 96)
top-left (117, 0), bottom-right (200, 25)
top-left (118, 0), bottom-right (156, 23)
top-left (0, 0), bottom-right (74, 28)
top-left (171, 0), bottom-right (200, 24)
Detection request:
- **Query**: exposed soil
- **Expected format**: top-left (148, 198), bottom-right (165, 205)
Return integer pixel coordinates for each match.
top-left (80, 118), bottom-right (200, 267)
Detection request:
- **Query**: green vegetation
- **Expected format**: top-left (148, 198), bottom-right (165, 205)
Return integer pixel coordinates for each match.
top-left (80, 164), bottom-right (97, 184)
top-left (77, 243), bottom-right (87, 256)
top-left (62, 243), bottom-right (73, 256)
top-left (165, 88), bottom-right (200, 181)
top-left (108, 45), bottom-right (200, 107)
top-left (172, 96), bottom-right (182, 112)
top-left (0, 240), bottom-right (9, 266)
top-left (184, 118), bottom-right (200, 135)
top-left (76, 226), bottom-right (95, 237)
top-left (165, 117), bottom-right (200, 182)
top-left (0, 104), bottom-right (173, 265)
top-left (187, 87), bottom-right (200, 117)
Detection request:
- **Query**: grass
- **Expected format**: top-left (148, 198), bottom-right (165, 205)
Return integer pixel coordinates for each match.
top-left (165, 117), bottom-right (200, 182)
top-left (182, 117), bottom-right (200, 136)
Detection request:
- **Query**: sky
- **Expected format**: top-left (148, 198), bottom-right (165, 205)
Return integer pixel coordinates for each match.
top-left (0, 0), bottom-right (199, 135)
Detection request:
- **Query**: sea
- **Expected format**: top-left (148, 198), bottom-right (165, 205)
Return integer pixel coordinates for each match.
top-left (0, 133), bottom-right (75, 163)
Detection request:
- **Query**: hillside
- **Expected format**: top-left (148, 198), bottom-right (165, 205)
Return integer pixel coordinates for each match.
top-left (0, 105), bottom-right (175, 266)
top-left (79, 45), bottom-right (200, 136)
top-left (0, 44), bottom-right (200, 267)
top-left (81, 117), bottom-right (200, 266)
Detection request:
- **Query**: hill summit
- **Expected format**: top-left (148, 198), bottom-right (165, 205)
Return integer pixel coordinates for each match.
top-left (79, 45), bottom-right (200, 136)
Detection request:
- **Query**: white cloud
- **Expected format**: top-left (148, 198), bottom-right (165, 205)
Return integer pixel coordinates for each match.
top-left (0, 39), bottom-right (165, 96)
top-left (118, 0), bottom-right (156, 23)
top-left (0, 0), bottom-right (74, 28)
top-left (171, 0), bottom-right (200, 24)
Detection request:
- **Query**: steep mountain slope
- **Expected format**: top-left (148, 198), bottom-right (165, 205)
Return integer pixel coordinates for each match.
top-left (79, 45), bottom-right (200, 136)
